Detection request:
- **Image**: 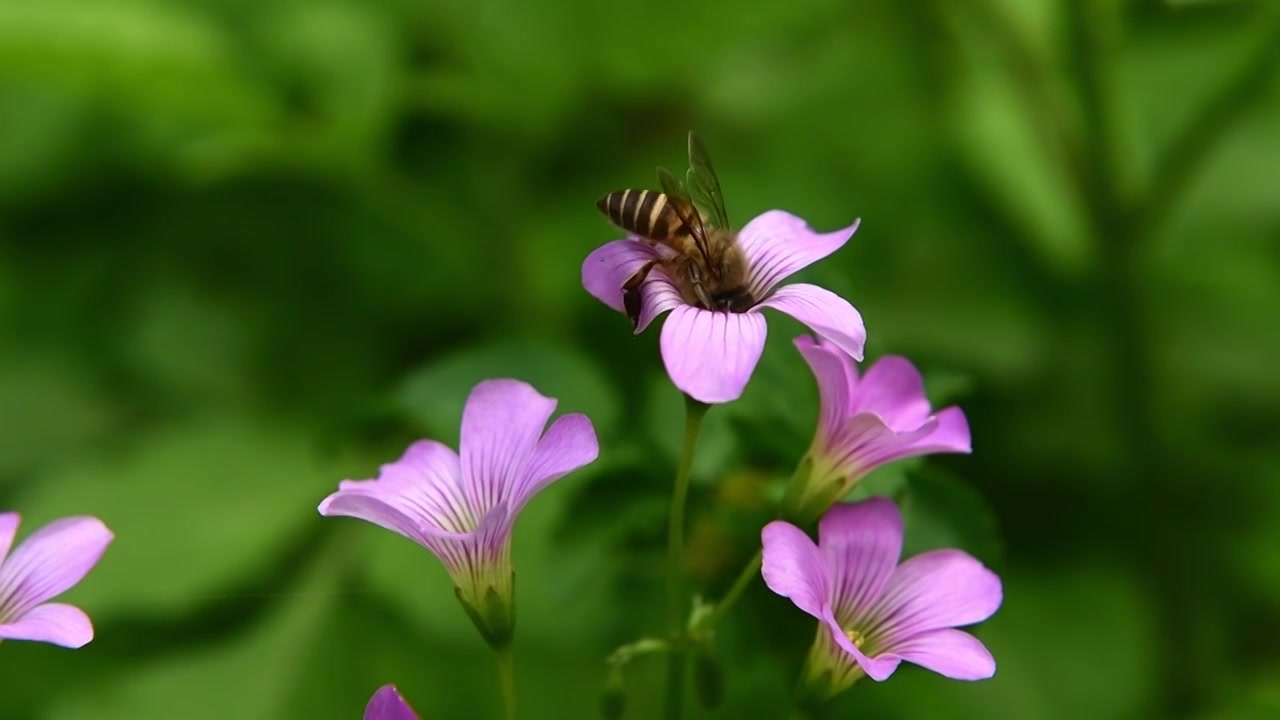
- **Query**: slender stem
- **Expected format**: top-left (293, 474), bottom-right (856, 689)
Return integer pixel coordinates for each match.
top-left (663, 395), bottom-right (710, 720)
top-left (700, 549), bottom-right (763, 632)
top-left (496, 645), bottom-right (517, 720)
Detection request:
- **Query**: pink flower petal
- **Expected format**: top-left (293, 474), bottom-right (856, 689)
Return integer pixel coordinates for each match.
top-left (823, 610), bottom-right (902, 682)
top-left (512, 413), bottom-right (599, 511)
top-left (905, 406), bottom-right (971, 454)
top-left (818, 499), bottom-right (904, 623)
top-left (824, 413), bottom-right (910, 474)
top-left (0, 512), bottom-right (19, 566)
top-left (364, 684), bottom-right (421, 720)
top-left (581, 239), bottom-right (683, 332)
top-left (761, 521), bottom-right (830, 620)
top-left (459, 379), bottom-right (558, 516)
top-left (0, 602), bottom-right (94, 648)
top-left (320, 440), bottom-right (472, 533)
top-left (851, 356), bottom-right (933, 431)
top-left (865, 549), bottom-right (1002, 643)
top-left (756, 284), bottom-right (865, 363)
top-left (794, 337), bottom-right (857, 449)
top-left (738, 211), bottom-right (860, 297)
top-left (659, 305), bottom-right (767, 404)
top-left (0, 516), bottom-right (112, 621)
top-left (878, 628), bottom-right (996, 680)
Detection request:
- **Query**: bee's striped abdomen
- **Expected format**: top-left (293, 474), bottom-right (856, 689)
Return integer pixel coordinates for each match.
top-left (597, 189), bottom-right (686, 240)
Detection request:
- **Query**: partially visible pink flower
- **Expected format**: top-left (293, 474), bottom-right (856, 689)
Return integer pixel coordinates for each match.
top-left (781, 336), bottom-right (970, 523)
top-left (762, 499), bottom-right (1001, 703)
top-left (0, 513), bottom-right (114, 649)
top-left (319, 379), bottom-right (598, 648)
top-left (583, 211), bottom-right (865, 404)
top-left (364, 685), bottom-right (419, 720)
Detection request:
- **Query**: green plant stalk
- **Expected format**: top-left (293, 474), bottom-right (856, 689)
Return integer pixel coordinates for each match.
top-left (663, 395), bottom-right (710, 720)
top-left (496, 645), bottom-right (517, 720)
top-left (698, 549), bottom-right (763, 634)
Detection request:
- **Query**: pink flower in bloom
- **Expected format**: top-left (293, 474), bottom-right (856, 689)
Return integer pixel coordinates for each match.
top-left (319, 379), bottom-right (598, 648)
top-left (762, 499), bottom-right (1001, 702)
top-left (0, 513), bottom-right (113, 649)
top-left (781, 336), bottom-right (971, 523)
top-left (582, 211), bottom-right (865, 404)
top-left (364, 685), bottom-right (419, 720)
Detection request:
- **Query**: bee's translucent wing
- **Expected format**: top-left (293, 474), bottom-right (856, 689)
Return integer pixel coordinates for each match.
top-left (685, 131), bottom-right (730, 230)
top-left (657, 165), bottom-right (711, 262)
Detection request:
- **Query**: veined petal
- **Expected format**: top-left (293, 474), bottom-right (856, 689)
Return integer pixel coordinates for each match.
top-left (761, 521), bottom-right (829, 620)
top-left (321, 440), bottom-right (473, 533)
top-left (0, 516), bottom-right (112, 621)
top-left (864, 549), bottom-right (1002, 644)
top-left (512, 413), bottom-right (599, 511)
top-left (581, 239), bottom-right (683, 332)
top-left (851, 356), bottom-right (933, 431)
top-left (906, 406), bottom-right (971, 454)
top-left (659, 306), bottom-right (767, 404)
top-left (819, 500), bottom-right (904, 625)
top-left (364, 684), bottom-right (421, 720)
top-left (794, 336), bottom-right (857, 450)
top-left (823, 413), bottom-right (906, 477)
top-left (738, 211), bottom-right (860, 296)
top-left (0, 513), bottom-right (19, 566)
top-left (878, 628), bottom-right (996, 680)
top-left (459, 379), bottom-right (558, 519)
top-left (0, 602), bottom-right (93, 648)
top-left (757, 284), bottom-right (865, 363)
top-left (823, 610), bottom-right (902, 682)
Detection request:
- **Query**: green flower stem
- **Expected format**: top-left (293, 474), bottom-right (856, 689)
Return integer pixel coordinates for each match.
top-left (663, 395), bottom-right (710, 720)
top-left (696, 549), bottom-right (763, 635)
top-left (496, 645), bottom-right (517, 720)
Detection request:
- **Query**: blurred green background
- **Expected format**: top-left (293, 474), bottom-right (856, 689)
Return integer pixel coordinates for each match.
top-left (2, 0), bottom-right (1279, 718)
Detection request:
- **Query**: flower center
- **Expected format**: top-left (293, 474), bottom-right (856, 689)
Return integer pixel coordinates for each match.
top-left (843, 627), bottom-right (867, 648)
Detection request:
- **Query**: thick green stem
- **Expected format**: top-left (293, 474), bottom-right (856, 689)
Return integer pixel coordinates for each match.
top-left (496, 645), bottom-right (517, 720)
top-left (663, 395), bottom-right (710, 720)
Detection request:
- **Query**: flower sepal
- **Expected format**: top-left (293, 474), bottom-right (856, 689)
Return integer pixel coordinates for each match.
top-left (455, 572), bottom-right (516, 651)
top-left (795, 623), bottom-right (865, 706)
top-left (779, 455), bottom-right (846, 526)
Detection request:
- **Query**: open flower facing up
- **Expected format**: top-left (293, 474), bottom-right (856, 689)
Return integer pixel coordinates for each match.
top-left (762, 499), bottom-right (1001, 704)
top-left (364, 685), bottom-right (419, 720)
top-left (319, 379), bottom-right (598, 649)
top-left (583, 210), bottom-right (865, 404)
top-left (0, 513), bottom-right (113, 649)
top-left (781, 336), bottom-right (971, 524)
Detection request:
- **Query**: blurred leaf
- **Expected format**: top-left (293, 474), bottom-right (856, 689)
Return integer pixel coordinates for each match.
top-left (12, 415), bottom-right (357, 615)
top-left (397, 338), bottom-right (620, 443)
top-left (900, 469), bottom-right (1002, 563)
top-left (0, 351), bottom-right (115, 480)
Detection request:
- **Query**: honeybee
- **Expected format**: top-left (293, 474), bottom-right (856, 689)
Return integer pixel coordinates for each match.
top-left (596, 132), bottom-right (752, 329)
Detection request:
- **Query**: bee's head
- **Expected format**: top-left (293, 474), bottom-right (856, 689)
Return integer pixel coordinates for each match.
top-left (711, 288), bottom-right (755, 313)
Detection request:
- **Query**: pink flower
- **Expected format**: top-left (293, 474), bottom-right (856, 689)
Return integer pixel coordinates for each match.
top-left (762, 499), bottom-right (1001, 703)
top-left (0, 513), bottom-right (114, 649)
top-left (582, 211), bottom-right (865, 404)
top-left (781, 336), bottom-right (970, 523)
top-left (364, 685), bottom-right (419, 720)
top-left (318, 379), bottom-right (598, 648)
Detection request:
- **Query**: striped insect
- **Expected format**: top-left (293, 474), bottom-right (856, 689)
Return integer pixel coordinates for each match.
top-left (596, 132), bottom-right (752, 329)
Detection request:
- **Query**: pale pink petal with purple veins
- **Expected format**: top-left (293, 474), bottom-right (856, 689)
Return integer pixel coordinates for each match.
top-left (824, 414), bottom-right (915, 471)
top-left (756, 284), bottom-right (865, 362)
top-left (0, 512), bottom-right (18, 565)
top-left (0, 602), bottom-right (93, 648)
top-left (458, 379), bottom-right (558, 518)
top-left (320, 440), bottom-right (471, 533)
top-left (659, 305), bottom-right (768, 403)
top-left (878, 628), bottom-right (996, 680)
top-left (818, 499), bottom-right (903, 623)
top-left (864, 549), bottom-right (1002, 643)
top-left (511, 413), bottom-right (599, 512)
top-left (737, 211), bottom-right (860, 297)
top-left (581, 239), bottom-right (683, 332)
top-left (905, 406), bottom-right (971, 454)
top-left (364, 684), bottom-right (421, 720)
top-left (0, 516), bottom-right (113, 619)
top-left (794, 336), bottom-right (857, 447)
top-left (850, 356), bottom-right (934, 431)
top-left (761, 521), bottom-right (830, 620)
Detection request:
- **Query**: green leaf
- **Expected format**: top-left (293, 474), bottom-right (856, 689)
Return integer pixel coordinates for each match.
top-left (12, 415), bottom-right (362, 615)
top-left (397, 338), bottom-right (620, 443)
top-left (900, 469), bottom-right (1002, 563)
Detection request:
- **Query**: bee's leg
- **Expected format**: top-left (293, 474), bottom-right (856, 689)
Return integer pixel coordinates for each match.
top-left (622, 259), bottom-right (659, 330)
top-left (686, 262), bottom-right (715, 309)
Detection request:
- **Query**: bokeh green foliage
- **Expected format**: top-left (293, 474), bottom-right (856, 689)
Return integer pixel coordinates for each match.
top-left (1, 0), bottom-right (1278, 717)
